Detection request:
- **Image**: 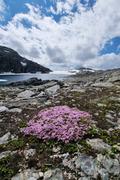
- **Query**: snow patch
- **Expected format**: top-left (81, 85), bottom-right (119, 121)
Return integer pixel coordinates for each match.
top-left (3, 50), bottom-right (10, 53)
top-left (21, 62), bottom-right (27, 66)
top-left (50, 70), bottom-right (79, 75)
top-left (0, 79), bottom-right (7, 82)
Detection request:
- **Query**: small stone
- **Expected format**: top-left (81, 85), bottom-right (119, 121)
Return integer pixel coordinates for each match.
top-left (44, 170), bottom-right (52, 179)
top-left (39, 172), bottom-right (44, 178)
top-left (97, 103), bottom-right (107, 107)
top-left (38, 91), bottom-right (46, 97)
top-left (24, 149), bottom-right (36, 159)
top-left (28, 177), bottom-right (36, 180)
top-left (97, 154), bottom-right (104, 162)
top-left (63, 158), bottom-right (75, 170)
top-left (52, 146), bottom-right (61, 153)
top-left (44, 101), bottom-right (52, 106)
top-left (0, 106), bottom-right (8, 112)
top-left (51, 153), bottom-right (69, 159)
top-left (78, 177), bottom-right (91, 180)
top-left (8, 108), bottom-right (22, 113)
top-left (44, 168), bottom-right (63, 180)
top-left (113, 144), bottom-right (120, 152)
top-left (71, 88), bottom-right (85, 93)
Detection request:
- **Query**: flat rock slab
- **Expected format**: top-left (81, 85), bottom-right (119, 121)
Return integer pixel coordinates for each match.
top-left (17, 90), bottom-right (35, 99)
top-left (46, 85), bottom-right (60, 95)
top-left (8, 108), bottom-right (22, 113)
top-left (91, 82), bottom-right (113, 88)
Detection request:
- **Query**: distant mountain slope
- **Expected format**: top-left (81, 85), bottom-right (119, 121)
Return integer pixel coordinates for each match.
top-left (0, 46), bottom-right (51, 73)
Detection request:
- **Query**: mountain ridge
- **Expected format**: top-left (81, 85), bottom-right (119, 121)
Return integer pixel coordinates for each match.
top-left (0, 46), bottom-right (51, 73)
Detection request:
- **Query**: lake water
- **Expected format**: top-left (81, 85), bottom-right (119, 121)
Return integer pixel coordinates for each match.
top-left (0, 71), bottom-right (73, 85)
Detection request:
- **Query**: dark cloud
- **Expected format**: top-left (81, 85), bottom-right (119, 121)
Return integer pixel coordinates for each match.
top-left (76, 46), bottom-right (96, 61)
top-left (29, 46), bottom-right (40, 58)
top-left (46, 46), bottom-right (66, 64)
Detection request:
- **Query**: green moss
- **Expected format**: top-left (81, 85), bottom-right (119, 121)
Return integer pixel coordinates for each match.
top-left (61, 142), bottom-right (78, 154)
top-left (87, 126), bottom-right (120, 146)
top-left (87, 126), bottom-right (101, 138)
top-left (19, 120), bottom-right (27, 128)
top-left (41, 164), bottom-right (54, 172)
top-left (26, 136), bottom-right (57, 154)
top-left (6, 138), bottom-right (26, 151)
top-left (0, 154), bottom-right (22, 180)
top-left (0, 144), bottom-right (6, 152)
top-left (111, 146), bottom-right (119, 154)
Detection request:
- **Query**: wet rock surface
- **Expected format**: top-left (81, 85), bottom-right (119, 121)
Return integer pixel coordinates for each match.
top-left (0, 69), bottom-right (120, 180)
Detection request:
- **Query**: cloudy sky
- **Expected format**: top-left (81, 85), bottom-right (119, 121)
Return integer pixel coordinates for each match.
top-left (0, 0), bottom-right (120, 70)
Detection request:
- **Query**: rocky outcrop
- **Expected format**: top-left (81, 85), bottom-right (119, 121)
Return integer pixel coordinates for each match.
top-left (7, 78), bottom-right (49, 86)
top-left (0, 46), bottom-right (51, 73)
top-left (71, 68), bottom-right (120, 86)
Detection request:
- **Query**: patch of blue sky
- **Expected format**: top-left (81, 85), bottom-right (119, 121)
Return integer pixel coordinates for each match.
top-left (100, 37), bottom-right (120, 55)
top-left (21, 19), bottom-right (32, 29)
top-left (80, 0), bottom-right (96, 10)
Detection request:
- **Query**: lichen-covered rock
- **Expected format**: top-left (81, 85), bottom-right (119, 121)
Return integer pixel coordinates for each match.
top-left (75, 155), bottom-right (97, 176)
top-left (86, 138), bottom-right (111, 152)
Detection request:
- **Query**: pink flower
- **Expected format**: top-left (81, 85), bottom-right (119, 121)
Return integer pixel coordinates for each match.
top-left (22, 106), bottom-right (92, 143)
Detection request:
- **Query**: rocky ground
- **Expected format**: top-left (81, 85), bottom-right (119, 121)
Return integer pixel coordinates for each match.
top-left (0, 69), bottom-right (120, 180)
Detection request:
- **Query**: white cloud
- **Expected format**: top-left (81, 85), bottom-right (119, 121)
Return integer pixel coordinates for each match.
top-left (0, 0), bottom-right (120, 70)
top-left (84, 54), bottom-right (120, 70)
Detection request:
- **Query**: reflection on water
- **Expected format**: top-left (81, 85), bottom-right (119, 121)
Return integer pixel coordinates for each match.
top-left (0, 73), bottom-right (69, 85)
